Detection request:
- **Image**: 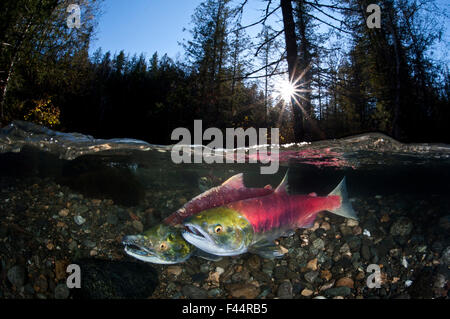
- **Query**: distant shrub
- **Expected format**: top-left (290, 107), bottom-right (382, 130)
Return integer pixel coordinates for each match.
top-left (24, 98), bottom-right (60, 128)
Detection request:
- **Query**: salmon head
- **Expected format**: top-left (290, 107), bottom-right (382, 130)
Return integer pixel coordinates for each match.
top-left (182, 207), bottom-right (253, 256)
top-left (122, 224), bottom-right (193, 264)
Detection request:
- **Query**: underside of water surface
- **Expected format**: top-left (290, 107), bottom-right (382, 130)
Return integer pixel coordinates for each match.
top-left (0, 120), bottom-right (448, 299)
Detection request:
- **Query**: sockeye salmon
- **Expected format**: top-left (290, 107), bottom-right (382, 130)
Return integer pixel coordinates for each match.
top-left (182, 174), bottom-right (358, 258)
top-left (122, 173), bottom-right (274, 264)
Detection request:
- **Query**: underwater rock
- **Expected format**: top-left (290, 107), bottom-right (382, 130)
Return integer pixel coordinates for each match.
top-left (273, 266), bottom-right (288, 280)
top-left (441, 246), bottom-right (450, 265)
top-left (191, 272), bottom-right (208, 283)
top-left (336, 277), bottom-right (354, 289)
top-left (301, 288), bottom-right (313, 297)
top-left (231, 268), bottom-right (250, 282)
top-left (167, 265), bottom-right (183, 277)
top-left (33, 274), bottom-right (48, 293)
top-left (7, 265), bottom-right (25, 288)
top-left (324, 286), bottom-right (351, 297)
top-left (208, 288), bottom-right (222, 297)
top-left (306, 258), bottom-right (318, 271)
top-left (408, 268), bottom-right (434, 299)
top-left (226, 283), bottom-right (260, 299)
top-left (304, 271), bottom-right (319, 283)
top-left (74, 215), bottom-right (86, 225)
top-left (389, 217), bottom-right (413, 237)
top-left (433, 273), bottom-right (447, 289)
top-left (54, 283), bottom-right (70, 299)
top-left (277, 280), bottom-right (293, 299)
top-left (346, 236), bottom-right (362, 252)
top-left (72, 259), bottom-right (158, 299)
top-left (339, 225), bottom-right (353, 236)
top-left (181, 285), bottom-right (208, 299)
top-left (312, 238), bottom-right (325, 250)
top-left (247, 255), bottom-right (261, 271)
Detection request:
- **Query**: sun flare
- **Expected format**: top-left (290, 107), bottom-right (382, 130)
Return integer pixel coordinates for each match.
top-left (278, 80), bottom-right (296, 102)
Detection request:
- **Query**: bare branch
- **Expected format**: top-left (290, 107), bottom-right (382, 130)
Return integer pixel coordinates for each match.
top-left (308, 2), bottom-right (352, 30)
top-left (304, 11), bottom-right (353, 35)
top-left (230, 4), bottom-right (281, 33)
top-left (254, 29), bottom-right (284, 57)
top-left (220, 52), bottom-right (287, 82)
top-left (304, 0), bottom-right (357, 12)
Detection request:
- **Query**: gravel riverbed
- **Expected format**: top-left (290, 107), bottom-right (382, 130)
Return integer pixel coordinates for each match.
top-left (0, 176), bottom-right (448, 299)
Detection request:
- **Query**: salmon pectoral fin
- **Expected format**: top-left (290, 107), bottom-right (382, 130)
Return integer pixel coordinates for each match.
top-left (300, 214), bottom-right (317, 229)
top-left (248, 239), bottom-right (286, 259)
top-left (328, 176), bottom-right (358, 220)
top-left (194, 248), bottom-right (222, 261)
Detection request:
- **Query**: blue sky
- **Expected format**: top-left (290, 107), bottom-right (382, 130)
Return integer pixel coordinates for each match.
top-left (89, 0), bottom-right (449, 65)
top-left (89, 0), bottom-right (274, 60)
top-left (89, 0), bottom-right (200, 59)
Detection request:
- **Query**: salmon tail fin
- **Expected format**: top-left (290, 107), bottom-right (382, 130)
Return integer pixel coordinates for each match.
top-left (328, 176), bottom-right (358, 220)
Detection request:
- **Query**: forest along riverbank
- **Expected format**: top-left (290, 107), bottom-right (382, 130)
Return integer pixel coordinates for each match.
top-left (0, 175), bottom-right (448, 299)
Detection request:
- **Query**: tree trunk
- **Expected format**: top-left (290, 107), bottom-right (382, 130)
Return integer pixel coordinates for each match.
top-left (0, 14), bottom-right (34, 123)
top-left (386, 6), bottom-right (402, 140)
top-left (0, 58), bottom-right (15, 122)
top-left (296, 0), bottom-right (312, 140)
top-left (281, 0), bottom-right (303, 141)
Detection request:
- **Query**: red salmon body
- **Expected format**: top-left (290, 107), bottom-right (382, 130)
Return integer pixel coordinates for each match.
top-left (228, 193), bottom-right (342, 233)
top-left (163, 174), bottom-right (273, 225)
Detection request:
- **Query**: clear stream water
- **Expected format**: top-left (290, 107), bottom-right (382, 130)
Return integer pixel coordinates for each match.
top-left (0, 120), bottom-right (449, 299)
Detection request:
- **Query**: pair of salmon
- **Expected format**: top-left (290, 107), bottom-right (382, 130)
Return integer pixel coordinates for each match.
top-left (122, 171), bottom-right (357, 264)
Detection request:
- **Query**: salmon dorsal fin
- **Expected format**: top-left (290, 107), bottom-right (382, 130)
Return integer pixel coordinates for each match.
top-left (275, 170), bottom-right (289, 194)
top-left (221, 173), bottom-right (245, 189)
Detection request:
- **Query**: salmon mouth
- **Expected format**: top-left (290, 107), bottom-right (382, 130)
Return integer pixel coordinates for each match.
top-left (124, 244), bottom-right (155, 257)
top-left (184, 224), bottom-right (206, 238)
top-left (122, 235), bottom-right (155, 257)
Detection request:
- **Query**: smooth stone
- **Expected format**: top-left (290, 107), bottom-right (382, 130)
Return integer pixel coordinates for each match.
top-left (167, 266), bottom-right (183, 277)
top-left (312, 238), bottom-right (325, 250)
top-left (324, 286), bottom-right (351, 297)
top-left (304, 271), bottom-right (319, 283)
top-left (7, 265), bottom-right (25, 288)
top-left (441, 246), bottom-right (450, 265)
top-left (74, 215), bottom-right (86, 225)
top-left (336, 277), bottom-right (354, 289)
top-left (361, 244), bottom-right (371, 261)
top-left (301, 288), bottom-right (313, 297)
top-left (208, 288), bottom-right (222, 297)
top-left (277, 280), bottom-right (293, 299)
top-left (226, 283), bottom-right (260, 299)
top-left (68, 240), bottom-right (78, 251)
top-left (182, 285), bottom-right (208, 299)
top-left (54, 283), bottom-right (70, 299)
top-left (389, 217), bottom-right (413, 236)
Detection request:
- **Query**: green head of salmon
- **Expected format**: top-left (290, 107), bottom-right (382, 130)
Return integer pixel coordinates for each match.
top-left (182, 207), bottom-right (253, 256)
top-left (122, 224), bottom-right (193, 264)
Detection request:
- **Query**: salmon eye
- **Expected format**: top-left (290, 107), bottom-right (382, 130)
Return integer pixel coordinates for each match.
top-left (214, 225), bottom-right (223, 233)
top-left (159, 242), bottom-right (168, 251)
